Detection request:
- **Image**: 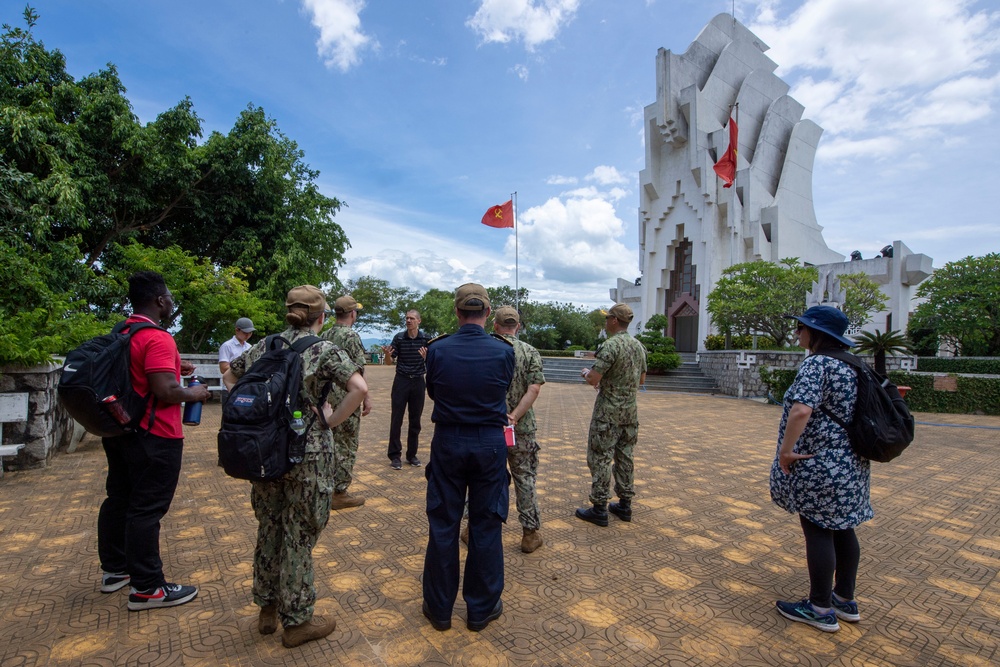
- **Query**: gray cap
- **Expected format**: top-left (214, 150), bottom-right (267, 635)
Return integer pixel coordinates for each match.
top-left (235, 317), bottom-right (255, 332)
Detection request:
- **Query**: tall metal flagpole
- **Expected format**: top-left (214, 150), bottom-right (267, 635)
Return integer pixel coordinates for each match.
top-left (513, 191), bottom-right (519, 312)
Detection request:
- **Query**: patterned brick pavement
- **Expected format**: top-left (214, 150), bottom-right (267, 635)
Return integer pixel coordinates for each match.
top-left (1, 365), bottom-right (998, 666)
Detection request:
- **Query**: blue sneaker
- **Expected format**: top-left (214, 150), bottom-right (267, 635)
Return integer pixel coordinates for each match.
top-left (831, 594), bottom-right (860, 622)
top-left (776, 599), bottom-right (840, 632)
top-left (128, 583), bottom-right (198, 611)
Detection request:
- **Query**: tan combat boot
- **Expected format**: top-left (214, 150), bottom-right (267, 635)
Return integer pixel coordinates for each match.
top-left (282, 616), bottom-right (337, 648)
top-left (520, 528), bottom-right (543, 553)
top-left (258, 604), bottom-right (278, 634)
top-left (330, 491), bottom-right (365, 510)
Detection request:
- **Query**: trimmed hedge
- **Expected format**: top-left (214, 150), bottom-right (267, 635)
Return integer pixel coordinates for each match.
top-left (916, 358), bottom-right (1000, 374)
top-left (759, 367), bottom-right (797, 404)
top-left (538, 350), bottom-right (581, 358)
top-left (890, 372), bottom-right (1000, 416)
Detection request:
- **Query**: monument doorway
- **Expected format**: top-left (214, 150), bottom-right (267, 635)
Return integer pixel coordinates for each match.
top-left (671, 303), bottom-right (698, 352)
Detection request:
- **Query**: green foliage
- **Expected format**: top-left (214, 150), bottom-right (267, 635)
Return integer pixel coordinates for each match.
top-left (913, 253), bottom-right (1000, 356)
top-left (759, 366), bottom-right (798, 403)
top-left (703, 333), bottom-right (780, 350)
top-left (915, 357), bottom-right (1000, 374)
top-left (0, 11), bottom-right (349, 363)
top-left (840, 273), bottom-right (889, 327)
top-left (412, 289), bottom-right (458, 337)
top-left (520, 301), bottom-right (600, 350)
top-left (536, 349), bottom-right (579, 357)
top-left (852, 329), bottom-right (912, 376)
top-left (486, 285), bottom-right (529, 308)
top-left (906, 308), bottom-right (940, 357)
top-left (636, 314), bottom-right (681, 371)
top-left (342, 276), bottom-right (419, 335)
top-left (566, 345), bottom-right (586, 351)
top-left (706, 259), bottom-right (816, 347)
top-left (890, 372), bottom-right (1000, 416)
top-left (103, 242), bottom-right (279, 353)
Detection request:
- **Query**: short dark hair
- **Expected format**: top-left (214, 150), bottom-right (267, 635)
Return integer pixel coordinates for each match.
top-left (806, 327), bottom-right (849, 353)
top-left (128, 271), bottom-right (167, 309)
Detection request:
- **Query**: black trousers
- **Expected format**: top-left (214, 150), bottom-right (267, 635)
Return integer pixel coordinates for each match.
top-left (98, 432), bottom-right (183, 590)
top-left (388, 374), bottom-right (425, 462)
top-left (800, 515), bottom-right (860, 607)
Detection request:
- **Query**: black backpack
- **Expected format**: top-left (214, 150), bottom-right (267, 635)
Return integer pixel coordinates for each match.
top-left (819, 349), bottom-right (915, 463)
top-left (58, 320), bottom-right (161, 438)
top-left (217, 334), bottom-right (329, 481)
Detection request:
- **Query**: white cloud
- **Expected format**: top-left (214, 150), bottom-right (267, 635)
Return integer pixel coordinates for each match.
top-left (585, 165), bottom-right (629, 186)
top-left (302, 0), bottom-right (376, 71)
top-left (512, 63), bottom-right (530, 81)
top-left (467, 0), bottom-right (581, 51)
top-left (748, 0), bottom-right (1000, 159)
top-left (546, 174), bottom-right (578, 185)
top-left (509, 193), bottom-right (637, 284)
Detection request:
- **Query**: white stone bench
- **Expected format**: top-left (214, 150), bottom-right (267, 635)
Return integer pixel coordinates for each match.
top-left (0, 392), bottom-right (28, 477)
top-left (189, 363), bottom-right (226, 394)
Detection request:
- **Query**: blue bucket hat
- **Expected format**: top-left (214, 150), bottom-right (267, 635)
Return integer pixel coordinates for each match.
top-left (787, 306), bottom-right (854, 347)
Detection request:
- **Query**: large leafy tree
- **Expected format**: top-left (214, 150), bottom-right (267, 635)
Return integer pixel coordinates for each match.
top-left (412, 289), bottom-right (458, 337)
top-left (339, 276), bottom-right (418, 335)
top-left (0, 9), bottom-right (350, 358)
top-left (840, 273), bottom-right (889, 327)
top-left (912, 253), bottom-right (1000, 356)
top-left (706, 259), bottom-right (816, 346)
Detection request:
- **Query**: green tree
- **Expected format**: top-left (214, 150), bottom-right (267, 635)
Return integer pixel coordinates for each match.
top-left (412, 289), bottom-right (458, 337)
top-left (635, 314), bottom-right (681, 371)
top-left (0, 9), bottom-right (351, 361)
top-left (913, 253), bottom-right (1000, 356)
top-left (706, 259), bottom-right (816, 346)
top-left (486, 285), bottom-right (529, 309)
top-left (520, 302), bottom-right (598, 350)
top-left (340, 276), bottom-right (418, 335)
top-left (840, 273), bottom-right (889, 327)
top-left (852, 329), bottom-right (912, 376)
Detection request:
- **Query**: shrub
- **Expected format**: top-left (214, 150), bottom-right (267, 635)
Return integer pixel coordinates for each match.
top-left (891, 372), bottom-right (1000, 416)
top-left (759, 366), bottom-right (797, 404)
top-left (636, 314), bottom-right (681, 370)
top-left (915, 358), bottom-right (1000, 374)
top-left (704, 334), bottom-right (780, 350)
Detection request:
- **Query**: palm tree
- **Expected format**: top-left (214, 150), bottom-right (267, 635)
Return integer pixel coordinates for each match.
top-left (853, 329), bottom-right (912, 376)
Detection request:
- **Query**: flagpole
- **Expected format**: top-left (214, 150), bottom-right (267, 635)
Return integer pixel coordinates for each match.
top-left (513, 191), bottom-right (519, 312)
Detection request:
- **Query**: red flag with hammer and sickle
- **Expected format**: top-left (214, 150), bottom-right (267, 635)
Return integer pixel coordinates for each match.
top-left (481, 200), bottom-right (514, 228)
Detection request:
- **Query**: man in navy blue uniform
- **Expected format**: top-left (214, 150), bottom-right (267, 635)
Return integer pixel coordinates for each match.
top-left (421, 283), bottom-right (514, 633)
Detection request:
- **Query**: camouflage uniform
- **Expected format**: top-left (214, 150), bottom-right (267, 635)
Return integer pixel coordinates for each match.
top-left (587, 331), bottom-right (647, 506)
top-left (321, 323), bottom-right (367, 493)
top-left (502, 334), bottom-right (545, 531)
top-left (229, 326), bottom-right (361, 628)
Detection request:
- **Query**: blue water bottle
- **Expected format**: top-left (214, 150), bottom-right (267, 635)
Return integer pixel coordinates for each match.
top-left (182, 377), bottom-right (204, 426)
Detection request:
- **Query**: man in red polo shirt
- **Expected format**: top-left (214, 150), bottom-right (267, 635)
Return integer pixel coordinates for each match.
top-left (97, 271), bottom-right (210, 611)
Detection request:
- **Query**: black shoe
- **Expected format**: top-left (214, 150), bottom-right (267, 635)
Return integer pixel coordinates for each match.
top-left (407, 457), bottom-right (421, 467)
top-left (422, 601), bottom-right (451, 631)
top-left (609, 501), bottom-right (632, 522)
top-left (390, 459), bottom-right (402, 470)
top-left (575, 504), bottom-right (609, 527)
top-left (467, 599), bottom-right (503, 632)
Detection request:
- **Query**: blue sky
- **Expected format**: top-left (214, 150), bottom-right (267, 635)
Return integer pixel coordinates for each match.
top-left (20, 0), bottom-right (1000, 309)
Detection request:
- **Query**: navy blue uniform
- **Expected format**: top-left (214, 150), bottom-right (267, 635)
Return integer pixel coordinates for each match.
top-left (422, 323), bottom-right (514, 625)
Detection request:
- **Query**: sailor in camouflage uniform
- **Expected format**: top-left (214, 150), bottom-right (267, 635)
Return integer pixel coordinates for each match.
top-left (492, 306), bottom-right (546, 553)
top-left (321, 295), bottom-right (372, 510)
top-left (575, 303), bottom-right (647, 527)
top-left (224, 285), bottom-right (367, 649)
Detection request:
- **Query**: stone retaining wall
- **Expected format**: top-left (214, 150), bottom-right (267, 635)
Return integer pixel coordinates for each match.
top-left (0, 362), bottom-right (77, 470)
top-left (698, 350), bottom-right (918, 399)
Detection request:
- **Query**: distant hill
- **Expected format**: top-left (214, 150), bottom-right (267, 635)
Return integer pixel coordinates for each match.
top-left (361, 337), bottom-right (390, 349)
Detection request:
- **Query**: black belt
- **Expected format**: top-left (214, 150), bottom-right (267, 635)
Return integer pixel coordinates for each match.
top-left (396, 372), bottom-right (424, 379)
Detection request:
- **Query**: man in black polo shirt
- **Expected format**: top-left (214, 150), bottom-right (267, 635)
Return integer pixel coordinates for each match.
top-left (385, 310), bottom-right (431, 470)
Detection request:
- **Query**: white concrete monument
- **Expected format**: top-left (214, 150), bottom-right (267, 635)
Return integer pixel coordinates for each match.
top-left (611, 14), bottom-right (931, 351)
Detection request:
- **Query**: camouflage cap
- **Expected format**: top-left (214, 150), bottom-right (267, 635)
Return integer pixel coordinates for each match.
top-left (493, 305), bottom-right (519, 326)
top-left (455, 283), bottom-right (490, 311)
top-left (285, 285), bottom-right (328, 315)
top-left (333, 295), bottom-right (363, 314)
top-left (602, 303), bottom-right (634, 324)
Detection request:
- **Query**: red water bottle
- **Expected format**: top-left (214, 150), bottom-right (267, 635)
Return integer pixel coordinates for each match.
top-left (182, 378), bottom-right (203, 426)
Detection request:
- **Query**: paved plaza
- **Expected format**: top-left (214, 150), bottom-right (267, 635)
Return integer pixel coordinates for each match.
top-left (1, 364), bottom-right (998, 666)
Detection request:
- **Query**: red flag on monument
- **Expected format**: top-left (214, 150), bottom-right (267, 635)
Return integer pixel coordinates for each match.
top-left (713, 117), bottom-right (738, 188)
top-left (481, 200), bottom-right (514, 228)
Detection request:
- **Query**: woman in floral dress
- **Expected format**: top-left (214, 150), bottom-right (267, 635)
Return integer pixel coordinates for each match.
top-left (769, 305), bottom-right (871, 633)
